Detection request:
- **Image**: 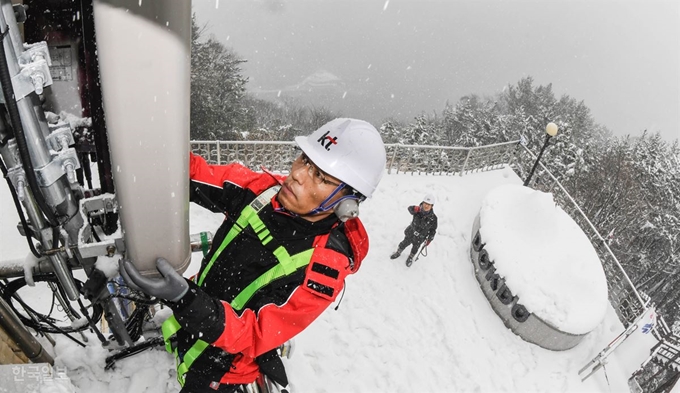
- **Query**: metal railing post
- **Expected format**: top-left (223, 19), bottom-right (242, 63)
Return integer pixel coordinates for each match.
top-left (216, 142), bottom-right (221, 165)
top-left (388, 145), bottom-right (399, 175)
top-left (461, 149), bottom-right (472, 176)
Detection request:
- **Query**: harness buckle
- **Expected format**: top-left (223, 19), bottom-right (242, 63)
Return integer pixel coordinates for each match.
top-left (251, 186), bottom-right (280, 211)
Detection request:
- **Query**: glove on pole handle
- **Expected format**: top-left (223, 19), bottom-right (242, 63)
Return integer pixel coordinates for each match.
top-left (119, 258), bottom-right (189, 302)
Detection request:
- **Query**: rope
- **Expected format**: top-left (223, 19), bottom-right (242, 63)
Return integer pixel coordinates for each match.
top-left (602, 363), bottom-right (612, 393)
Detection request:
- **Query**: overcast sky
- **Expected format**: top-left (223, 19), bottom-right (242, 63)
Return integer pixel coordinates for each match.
top-left (193, 0), bottom-right (679, 142)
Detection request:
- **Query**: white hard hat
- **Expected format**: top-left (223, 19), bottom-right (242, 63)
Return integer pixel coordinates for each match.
top-left (295, 118), bottom-right (386, 198)
top-left (423, 193), bottom-right (436, 205)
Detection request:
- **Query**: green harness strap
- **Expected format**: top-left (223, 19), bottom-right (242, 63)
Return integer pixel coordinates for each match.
top-left (162, 186), bottom-right (316, 386)
top-left (161, 316), bottom-right (208, 386)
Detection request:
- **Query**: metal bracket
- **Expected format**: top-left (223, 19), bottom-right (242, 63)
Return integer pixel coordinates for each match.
top-left (19, 41), bottom-right (52, 67)
top-left (0, 42), bottom-right (54, 103)
top-left (12, 4), bottom-right (28, 24)
top-left (76, 194), bottom-right (125, 259)
top-left (3, 59), bottom-right (53, 101)
top-left (33, 148), bottom-right (80, 186)
top-left (45, 126), bottom-right (75, 152)
top-left (3, 140), bottom-right (27, 200)
top-left (7, 165), bottom-right (26, 201)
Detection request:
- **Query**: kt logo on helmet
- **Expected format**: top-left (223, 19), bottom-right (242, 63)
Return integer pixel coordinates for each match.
top-left (317, 131), bottom-right (338, 151)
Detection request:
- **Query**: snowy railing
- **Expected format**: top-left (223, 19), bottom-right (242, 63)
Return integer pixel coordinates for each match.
top-left (384, 141), bottom-right (519, 175)
top-left (190, 140), bottom-right (520, 176)
top-left (190, 139), bottom-right (648, 329)
top-left (191, 140), bottom-right (299, 171)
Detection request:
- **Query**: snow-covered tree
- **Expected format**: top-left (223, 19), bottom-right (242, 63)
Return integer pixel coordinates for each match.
top-left (190, 16), bottom-right (252, 140)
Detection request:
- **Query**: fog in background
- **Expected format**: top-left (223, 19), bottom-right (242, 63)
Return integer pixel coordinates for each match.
top-left (193, 0), bottom-right (679, 142)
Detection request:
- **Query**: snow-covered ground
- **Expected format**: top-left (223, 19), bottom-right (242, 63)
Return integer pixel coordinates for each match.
top-left (0, 166), bottom-right (658, 392)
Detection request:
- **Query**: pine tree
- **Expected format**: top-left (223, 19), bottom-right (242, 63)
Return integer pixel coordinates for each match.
top-left (190, 15), bottom-right (251, 140)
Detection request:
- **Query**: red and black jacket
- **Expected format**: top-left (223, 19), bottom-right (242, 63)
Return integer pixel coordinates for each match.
top-left (169, 153), bottom-right (369, 389)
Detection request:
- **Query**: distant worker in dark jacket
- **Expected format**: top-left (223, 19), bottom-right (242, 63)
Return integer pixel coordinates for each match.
top-left (390, 194), bottom-right (438, 266)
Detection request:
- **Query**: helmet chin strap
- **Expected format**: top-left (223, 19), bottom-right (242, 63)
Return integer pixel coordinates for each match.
top-left (308, 183), bottom-right (351, 215)
top-left (274, 183), bottom-right (363, 220)
top-left (306, 183), bottom-right (365, 220)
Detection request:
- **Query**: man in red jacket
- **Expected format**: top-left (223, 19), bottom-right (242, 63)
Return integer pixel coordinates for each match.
top-left (120, 118), bottom-right (386, 392)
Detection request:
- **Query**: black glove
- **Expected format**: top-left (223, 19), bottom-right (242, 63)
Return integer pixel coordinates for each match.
top-left (119, 257), bottom-right (189, 302)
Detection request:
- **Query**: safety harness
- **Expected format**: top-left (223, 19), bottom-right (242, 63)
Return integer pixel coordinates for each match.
top-left (161, 186), bottom-right (329, 386)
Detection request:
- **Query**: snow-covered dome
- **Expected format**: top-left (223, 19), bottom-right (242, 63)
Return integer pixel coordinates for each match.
top-left (478, 184), bottom-right (608, 335)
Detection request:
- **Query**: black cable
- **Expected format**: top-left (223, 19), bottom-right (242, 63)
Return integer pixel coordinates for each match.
top-left (110, 292), bottom-right (157, 306)
top-left (1, 280), bottom-right (52, 341)
top-left (124, 306), bottom-right (149, 342)
top-left (91, 225), bottom-right (102, 242)
top-left (104, 337), bottom-right (165, 370)
top-left (2, 276), bottom-right (103, 334)
top-left (77, 297), bottom-right (107, 344)
top-left (46, 287), bottom-right (56, 318)
top-left (6, 286), bottom-right (85, 347)
top-left (0, 104), bottom-right (13, 148)
top-left (34, 310), bottom-right (86, 348)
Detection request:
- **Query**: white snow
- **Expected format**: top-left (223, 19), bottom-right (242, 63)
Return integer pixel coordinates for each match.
top-left (0, 165), bottom-right (658, 392)
top-left (95, 255), bottom-right (123, 279)
top-left (479, 183), bottom-right (609, 334)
